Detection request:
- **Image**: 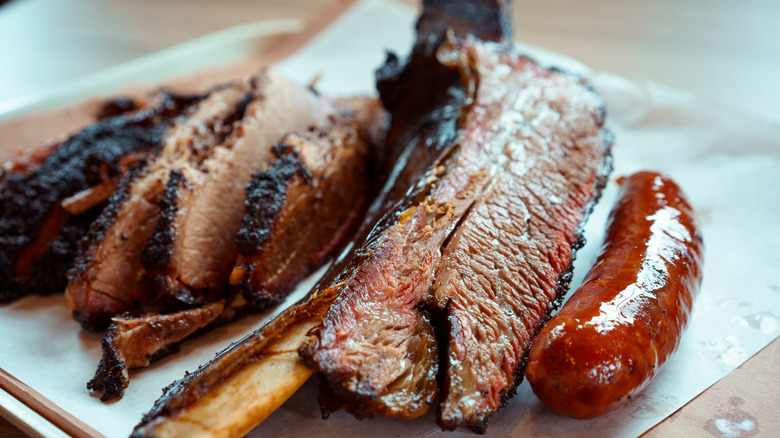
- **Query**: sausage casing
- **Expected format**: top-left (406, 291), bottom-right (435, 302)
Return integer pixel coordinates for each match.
top-left (524, 170), bottom-right (704, 419)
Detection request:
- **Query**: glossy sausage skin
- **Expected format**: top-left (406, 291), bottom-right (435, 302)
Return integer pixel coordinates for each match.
top-left (525, 171), bottom-right (704, 419)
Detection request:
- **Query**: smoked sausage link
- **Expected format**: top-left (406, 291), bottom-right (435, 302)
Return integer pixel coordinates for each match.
top-left (525, 171), bottom-right (704, 419)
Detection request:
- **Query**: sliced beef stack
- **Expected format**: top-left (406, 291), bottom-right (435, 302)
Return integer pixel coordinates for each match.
top-left (0, 92), bottom-right (202, 303)
top-left (66, 79), bottom-right (259, 330)
top-left (67, 71), bottom-right (333, 329)
top-left (93, 101), bottom-right (382, 401)
top-left (299, 0), bottom-right (613, 432)
top-left (55, 70), bottom-right (385, 401)
top-left (139, 72), bottom-right (332, 308)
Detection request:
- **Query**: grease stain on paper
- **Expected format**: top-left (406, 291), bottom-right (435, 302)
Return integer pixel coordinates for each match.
top-left (627, 393), bottom-right (679, 420)
top-left (731, 312), bottom-right (779, 334)
top-left (703, 397), bottom-right (758, 438)
top-left (702, 336), bottom-right (747, 367)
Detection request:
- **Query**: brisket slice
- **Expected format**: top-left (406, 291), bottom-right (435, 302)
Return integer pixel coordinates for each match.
top-left (432, 40), bottom-right (612, 431)
top-left (0, 93), bottom-right (200, 302)
top-left (141, 71), bottom-right (332, 307)
top-left (231, 98), bottom-right (381, 309)
top-left (132, 98), bottom-right (391, 426)
top-left (88, 301), bottom-right (224, 401)
top-left (301, 38), bottom-right (612, 429)
top-left (295, 0), bottom-right (520, 421)
top-left (66, 80), bottom-right (256, 330)
top-left (298, 34), bottom-right (482, 417)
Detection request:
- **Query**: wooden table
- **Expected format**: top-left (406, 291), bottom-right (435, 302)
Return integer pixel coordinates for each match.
top-left (0, 0), bottom-right (778, 436)
top-left (2, 0), bottom-right (778, 121)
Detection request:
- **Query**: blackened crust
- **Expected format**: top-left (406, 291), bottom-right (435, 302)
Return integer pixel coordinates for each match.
top-left (87, 325), bottom-right (129, 402)
top-left (0, 93), bottom-right (202, 302)
top-left (25, 206), bottom-right (104, 296)
top-left (235, 145), bottom-right (309, 256)
top-left (221, 92), bottom-right (255, 141)
top-left (89, 302), bottom-right (226, 402)
top-left (69, 166), bottom-right (143, 280)
top-left (68, 167), bottom-right (143, 330)
top-left (97, 97), bottom-right (141, 120)
top-left (141, 170), bottom-right (186, 271)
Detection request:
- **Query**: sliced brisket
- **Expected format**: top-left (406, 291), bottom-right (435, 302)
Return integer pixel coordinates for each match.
top-left (88, 301), bottom-right (224, 401)
top-left (66, 80), bottom-right (255, 330)
top-left (141, 71), bottom-right (332, 307)
top-left (432, 40), bottom-right (612, 431)
top-left (231, 98), bottom-right (381, 309)
top-left (74, 73), bottom-right (386, 401)
top-left (0, 93), bottom-right (200, 302)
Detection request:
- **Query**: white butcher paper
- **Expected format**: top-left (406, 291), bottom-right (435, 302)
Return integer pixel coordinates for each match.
top-left (0, 0), bottom-right (778, 437)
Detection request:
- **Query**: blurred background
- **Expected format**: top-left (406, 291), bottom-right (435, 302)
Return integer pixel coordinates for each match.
top-left (0, 0), bottom-right (778, 121)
